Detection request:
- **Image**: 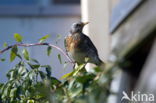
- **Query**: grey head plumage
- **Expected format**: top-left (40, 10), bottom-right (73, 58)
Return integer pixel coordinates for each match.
top-left (70, 21), bottom-right (89, 34)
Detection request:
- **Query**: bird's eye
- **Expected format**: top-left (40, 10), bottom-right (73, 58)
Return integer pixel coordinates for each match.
top-left (76, 24), bottom-right (81, 27)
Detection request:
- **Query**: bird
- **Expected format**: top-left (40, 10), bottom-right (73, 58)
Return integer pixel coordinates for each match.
top-left (64, 21), bottom-right (104, 66)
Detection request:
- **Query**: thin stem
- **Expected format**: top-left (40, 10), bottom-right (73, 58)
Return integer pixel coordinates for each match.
top-left (0, 43), bottom-right (74, 64)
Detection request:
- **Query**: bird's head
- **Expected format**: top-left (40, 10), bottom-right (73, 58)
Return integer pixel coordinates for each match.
top-left (70, 21), bottom-right (89, 34)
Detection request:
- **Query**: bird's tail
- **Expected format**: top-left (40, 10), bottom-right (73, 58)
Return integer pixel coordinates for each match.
top-left (96, 59), bottom-right (105, 69)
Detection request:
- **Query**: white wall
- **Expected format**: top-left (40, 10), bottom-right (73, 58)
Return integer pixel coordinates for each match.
top-left (0, 16), bottom-right (80, 82)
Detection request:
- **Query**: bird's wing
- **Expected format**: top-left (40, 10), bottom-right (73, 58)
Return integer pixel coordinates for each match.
top-left (82, 34), bottom-right (98, 56)
top-left (82, 34), bottom-right (104, 65)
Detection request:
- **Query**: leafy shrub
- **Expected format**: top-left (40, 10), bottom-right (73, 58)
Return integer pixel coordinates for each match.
top-left (0, 34), bottom-right (114, 103)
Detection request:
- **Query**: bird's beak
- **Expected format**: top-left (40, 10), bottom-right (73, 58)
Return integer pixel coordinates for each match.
top-left (83, 22), bottom-right (89, 26)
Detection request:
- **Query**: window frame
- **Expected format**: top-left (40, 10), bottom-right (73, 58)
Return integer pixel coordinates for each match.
top-left (110, 0), bottom-right (144, 33)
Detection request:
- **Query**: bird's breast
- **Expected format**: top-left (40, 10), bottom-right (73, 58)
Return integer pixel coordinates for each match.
top-left (66, 35), bottom-right (81, 51)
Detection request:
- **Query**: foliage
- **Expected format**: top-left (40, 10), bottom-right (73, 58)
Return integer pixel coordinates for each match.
top-left (13, 33), bottom-right (22, 43)
top-left (0, 34), bottom-right (114, 103)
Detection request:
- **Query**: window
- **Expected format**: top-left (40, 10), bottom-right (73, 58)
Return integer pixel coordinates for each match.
top-left (0, 0), bottom-right (80, 16)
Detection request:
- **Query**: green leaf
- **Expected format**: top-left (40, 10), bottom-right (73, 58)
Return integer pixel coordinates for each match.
top-left (56, 34), bottom-right (61, 39)
top-left (45, 66), bottom-right (52, 77)
top-left (51, 77), bottom-right (61, 85)
top-left (12, 46), bottom-right (18, 53)
top-left (9, 67), bottom-right (18, 80)
top-left (85, 57), bottom-right (89, 62)
top-left (16, 54), bottom-right (22, 60)
top-left (22, 48), bottom-right (29, 60)
top-left (69, 86), bottom-right (82, 98)
top-left (3, 86), bottom-right (10, 97)
top-left (10, 46), bottom-right (18, 62)
top-left (10, 88), bottom-right (17, 98)
top-left (47, 46), bottom-right (52, 56)
top-left (18, 66), bottom-right (27, 76)
top-left (15, 80), bottom-right (21, 87)
top-left (27, 100), bottom-right (34, 103)
top-left (61, 72), bottom-right (73, 79)
top-left (76, 74), bottom-right (94, 84)
top-left (0, 58), bottom-right (5, 62)
top-left (39, 71), bottom-right (46, 80)
top-left (27, 62), bottom-right (40, 69)
top-left (61, 64), bottom-right (85, 79)
top-left (29, 71), bottom-right (36, 80)
top-left (38, 35), bottom-right (49, 43)
top-left (7, 69), bottom-right (14, 79)
top-left (57, 54), bottom-right (62, 64)
top-left (73, 64), bottom-right (85, 76)
top-left (55, 34), bottom-right (61, 44)
top-left (10, 71), bottom-right (16, 80)
top-left (0, 83), bottom-right (4, 88)
top-left (3, 42), bottom-right (7, 48)
top-left (93, 67), bottom-right (102, 73)
top-left (14, 33), bottom-right (22, 42)
top-left (30, 58), bottom-right (39, 64)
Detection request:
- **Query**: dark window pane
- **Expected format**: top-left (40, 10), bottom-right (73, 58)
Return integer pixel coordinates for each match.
top-left (0, 0), bottom-right (37, 5)
top-left (53, 0), bottom-right (80, 4)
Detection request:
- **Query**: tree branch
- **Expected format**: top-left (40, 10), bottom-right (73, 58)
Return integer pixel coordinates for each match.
top-left (0, 43), bottom-right (74, 64)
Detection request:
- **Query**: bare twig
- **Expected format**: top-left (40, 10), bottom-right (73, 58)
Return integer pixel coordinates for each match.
top-left (0, 43), bottom-right (74, 64)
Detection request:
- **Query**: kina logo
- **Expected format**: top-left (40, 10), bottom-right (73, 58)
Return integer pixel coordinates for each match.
top-left (121, 91), bottom-right (155, 102)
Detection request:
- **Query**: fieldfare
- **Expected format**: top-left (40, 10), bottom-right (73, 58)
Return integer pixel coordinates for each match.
top-left (64, 22), bottom-right (104, 66)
